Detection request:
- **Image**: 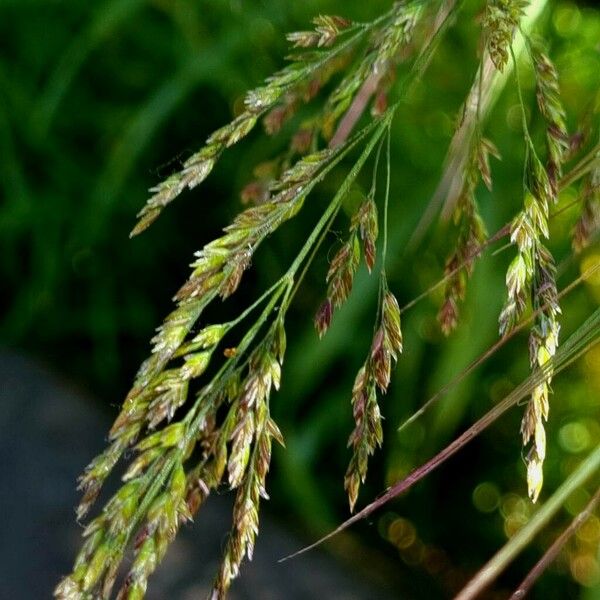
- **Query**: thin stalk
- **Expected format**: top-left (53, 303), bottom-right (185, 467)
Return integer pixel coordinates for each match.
top-left (398, 260), bottom-right (600, 431)
top-left (287, 206), bottom-right (341, 305)
top-left (282, 111), bottom-right (393, 311)
top-left (509, 487), bottom-right (600, 599)
top-left (382, 124), bottom-right (392, 268)
top-left (559, 141), bottom-right (600, 189)
top-left (456, 451), bottom-right (600, 600)
top-left (227, 277), bottom-right (289, 329)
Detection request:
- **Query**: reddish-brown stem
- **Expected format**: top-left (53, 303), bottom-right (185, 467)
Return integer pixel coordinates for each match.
top-left (399, 260), bottom-right (600, 431)
top-left (329, 73), bottom-right (383, 149)
top-left (329, 0), bottom-right (458, 150)
top-left (280, 312), bottom-right (600, 562)
top-left (509, 487), bottom-right (600, 599)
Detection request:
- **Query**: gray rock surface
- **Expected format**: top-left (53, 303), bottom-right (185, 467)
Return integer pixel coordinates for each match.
top-left (0, 351), bottom-right (401, 599)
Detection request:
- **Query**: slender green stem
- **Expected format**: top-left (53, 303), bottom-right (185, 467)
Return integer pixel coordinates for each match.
top-left (287, 206), bottom-right (340, 305)
top-left (227, 277), bottom-right (289, 329)
top-left (382, 123), bottom-right (392, 269)
top-left (456, 447), bottom-right (600, 600)
top-left (510, 43), bottom-right (536, 156)
top-left (282, 111), bottom-right (394, 311)
top-left (369, 134), bottom-right (385, 199)
top-left (509, 487), bottom-right (600, 599)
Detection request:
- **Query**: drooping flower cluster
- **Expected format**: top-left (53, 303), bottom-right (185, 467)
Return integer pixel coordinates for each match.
top-left (345, 284), bottom-right (403, 511)
top-left (315, 196), bottom-right (379, 337)
top-left (500, 146), bottom-right (562, 501)
top-left (131, 15), bottom-right (360, 236)
top-left (53, 2), bottom-right (596, 599)
top-left (530, 38), bottom-right (570, 196)
top-left (498, 39), bottom-right (571, 501)
top-left (438, 135), bottom-right (498, 335)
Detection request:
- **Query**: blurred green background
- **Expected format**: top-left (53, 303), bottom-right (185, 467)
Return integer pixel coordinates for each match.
top-left (1, 0), bottom-right (600, 598)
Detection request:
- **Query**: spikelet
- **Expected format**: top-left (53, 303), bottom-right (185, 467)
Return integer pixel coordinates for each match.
top-left (315, 197), bottom-right (378, 338)
top-left (530, 37), bottom-right (569, 197)
top-left (345, 285), bottom-right (402, 511)
top-left (483, 0), bottom-right (528, 72)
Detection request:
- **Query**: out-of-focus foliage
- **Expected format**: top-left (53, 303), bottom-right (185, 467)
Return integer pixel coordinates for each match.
top-left (1, 1), bottom-right (600, 598)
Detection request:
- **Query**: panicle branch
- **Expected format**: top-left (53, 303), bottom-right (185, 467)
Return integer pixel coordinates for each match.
top-left (499, 42), bottom-right (566, 501)
top-left (314, 196), bottom-right (379, 337)
top-left (345, 280), bottom-right (402, 511)
top-left (529, 37), bottom-right (570, 197)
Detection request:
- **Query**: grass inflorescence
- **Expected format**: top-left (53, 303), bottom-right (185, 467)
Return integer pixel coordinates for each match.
top-left (56, 1), bottom-right (600, 598)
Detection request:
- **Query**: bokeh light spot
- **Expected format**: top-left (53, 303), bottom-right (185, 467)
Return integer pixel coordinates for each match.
top-left (577, 515), bottom-right (600, 545)
top-left (553, 4), bottom-right (582, 38)
top-left (571, 554), bottom-right (600, 587)
top-left (559, 421), bottom-right (592, 454)
top-left (565, 488), bottom-right (591, 516)
top-left (388, 517), bottom-right (417, 550)
top-left (472, 482), bottom-right (501, 513)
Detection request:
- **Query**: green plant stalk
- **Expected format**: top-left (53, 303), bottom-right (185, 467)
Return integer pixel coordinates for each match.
top-left (280, 110), bottom-right (395, 312)
top-left (382, 124), bottom-right (392, 268)
top-left (456, 448), bottom-right (600, 600)
top-left (509, 487), bottom-right (600, 599)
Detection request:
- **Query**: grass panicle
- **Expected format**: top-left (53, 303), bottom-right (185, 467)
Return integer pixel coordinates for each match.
top-left (56, 2), bottom-right (600, 598)
top-left (498, 43), bottom-right (564, 502)
top-left (345, 278), bottom-right (402, 511)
